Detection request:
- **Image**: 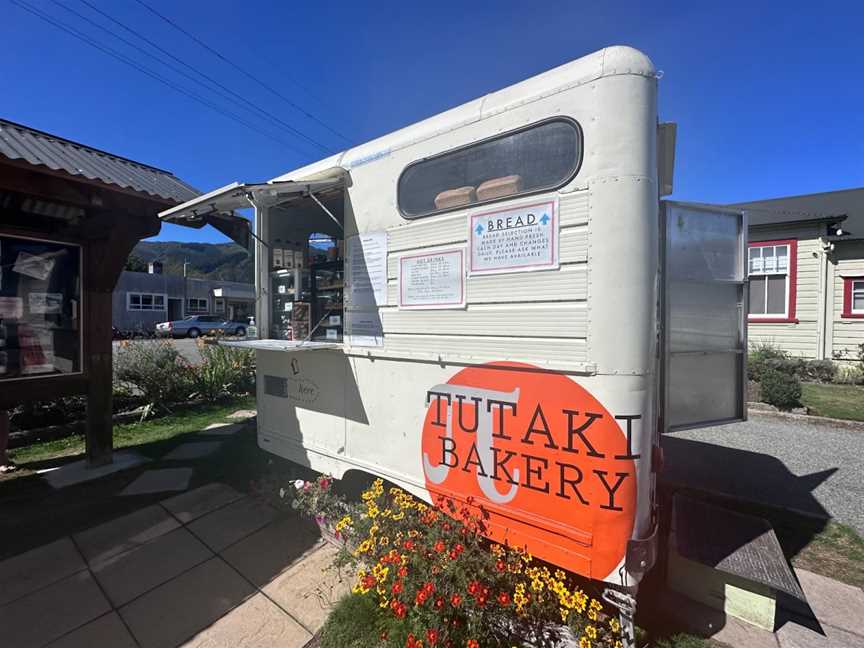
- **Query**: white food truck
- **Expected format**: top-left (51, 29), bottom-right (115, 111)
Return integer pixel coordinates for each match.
top-left (161, 45), bottom-right (747, 632)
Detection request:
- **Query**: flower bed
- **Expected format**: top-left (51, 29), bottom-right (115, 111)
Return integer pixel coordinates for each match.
top-left (290, 476), bottom-right (624, 648)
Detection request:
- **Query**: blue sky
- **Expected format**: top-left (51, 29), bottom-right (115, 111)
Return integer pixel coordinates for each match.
top-left (3, 0), bottom-right (862, 243)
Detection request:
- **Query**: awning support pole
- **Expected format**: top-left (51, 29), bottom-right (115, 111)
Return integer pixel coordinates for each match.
top-left (308, 192), bottom-right (343, 232)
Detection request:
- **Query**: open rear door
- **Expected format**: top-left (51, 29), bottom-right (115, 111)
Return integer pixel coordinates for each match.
top-left (662, 201), bottom-right (748, 431)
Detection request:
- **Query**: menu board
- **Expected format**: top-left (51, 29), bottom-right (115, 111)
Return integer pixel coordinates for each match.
top-left (347, 232), bottom-right (388, 308)
top-left (398, 249), bottom-right (465, 309)
top-left (0, 235), bottom-right (81, 379)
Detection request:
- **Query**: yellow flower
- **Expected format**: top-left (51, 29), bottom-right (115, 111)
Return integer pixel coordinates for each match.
top-left (579, 638), bottom-right (592, 648)
top-left (391, 511), bottom-right (405, 521)
top-left (356, 539), bottom-right (373, 553)
top-left (585, 625), bottom-right (597, 640)
top-left (379, 536), bottom-right (390, 546)
top-left (609, 618), bottom-right (621, 634)
top-left (588, 608), bottom-right (598, 621)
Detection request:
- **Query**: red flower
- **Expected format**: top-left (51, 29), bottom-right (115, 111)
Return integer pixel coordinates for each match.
top-left (415, 590), bottom-right (428, 605)
top-left (392, 581), bottom-right (404, 594)
top-left (442, 522), bottom-right (451, 532)
top-left (426, 629), bottom-right (439, 645)
top-left (497, 591), bottom-right (511, 606)
top-left (406, 632), bottom-right (423, 648)
top-left (476, 594), bottom-right (487, 607)
top-left (422, 581), bottom-right (436, 594)
top-left (434, 540), bottom-right (446, 553)
top-left (398, 566), bottom-right (408, 577)
top-left (496, 560), bottom-right (506, 572)
top-left (481, 586), bottom-right (490, 597)
top-left (361, 574), bottom-right (376, 589)
top-left (319, 478), bottom-right (330, 490)
top-left (450, 593), bottom-right (462, 607)
top-left (467, 640), bottom-right (479, 648)
top-left (467, 581), bottom-right (480, 595)
top-left (434, 596), bottom-right (445, 610)
top-left (449, 549), bottom-right (458, 560)
top-left (380, 631), bottom-right (388, 640)
top-left (393, 602), bottom-right (407, 619)
top-left (404, 539), bottom-right (415, 551)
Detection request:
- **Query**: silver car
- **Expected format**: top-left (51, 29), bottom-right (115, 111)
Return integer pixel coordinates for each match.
top-left (155, 315), bottom-right (246, 339)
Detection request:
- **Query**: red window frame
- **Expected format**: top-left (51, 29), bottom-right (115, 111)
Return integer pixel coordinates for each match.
top-left (841, 276), bottom-right (864, 319)
top-left (747, 239), bottom-right (798, 324)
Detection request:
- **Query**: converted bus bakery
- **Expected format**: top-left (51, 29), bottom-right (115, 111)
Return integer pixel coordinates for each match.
top-left (160, 46), bottom-right (747, 622)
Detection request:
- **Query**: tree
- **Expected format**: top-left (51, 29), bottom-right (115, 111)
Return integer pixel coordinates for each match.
top-left (124, 252), bottom-right (148, 272)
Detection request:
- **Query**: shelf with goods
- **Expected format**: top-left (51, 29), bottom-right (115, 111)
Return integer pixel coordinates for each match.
top-left (310, 261), bottom-right (344, 342)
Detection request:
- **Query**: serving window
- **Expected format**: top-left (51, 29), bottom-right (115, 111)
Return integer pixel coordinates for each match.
top-left (0, 235), bottom-right (82, 379)
top-left (398, 118), bottom-right (582, 219)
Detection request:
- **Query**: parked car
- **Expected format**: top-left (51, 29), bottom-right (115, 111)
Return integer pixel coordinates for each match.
top-left (155, 315), bottom-right (247, 339)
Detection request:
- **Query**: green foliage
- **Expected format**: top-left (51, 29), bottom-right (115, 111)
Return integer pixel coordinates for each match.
top-left (760, 368), bottom-right (802, 410)
top-left (132, 241), bottom-right (253, 282)
top-left (114, 341), bottom-right (196, 415)
top-left (654, 634), bottom-right (723, 648)
top-left (320, 594), bottom-right (385, 648)
top-left (124, 252), bottom-right (149, 272)
top-left (748, 341), bottom-right (836, 384)
top-left (834, 364), bottom-right (864, 385)
top-left (193, 341), bottom-right (256, 401)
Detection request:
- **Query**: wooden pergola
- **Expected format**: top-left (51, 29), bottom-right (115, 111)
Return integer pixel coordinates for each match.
top-left (0, 118), bottom-right (198, 466)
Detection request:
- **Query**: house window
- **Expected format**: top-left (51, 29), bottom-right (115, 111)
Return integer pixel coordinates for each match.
top-left (214, 299), bottom-right (225, 313)
top-left (748, 240), bottom-right (797, 322)
top-left (842, 277), bottom-right (864, 318)
top-left (187, 298), bottom-right (208, 313)
top-left (127, 293), bottom-right (166, 311)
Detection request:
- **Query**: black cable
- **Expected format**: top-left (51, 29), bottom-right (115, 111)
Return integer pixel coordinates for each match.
top-left (64, 0), bottom-right (331, 154)
top-left (133, 0), bottom-right (353, 145)
top-left (9, 0), bottom-right (313, 157)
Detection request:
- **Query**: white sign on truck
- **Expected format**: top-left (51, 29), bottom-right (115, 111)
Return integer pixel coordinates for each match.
top-left (469, 199), bottom-right (558, 275)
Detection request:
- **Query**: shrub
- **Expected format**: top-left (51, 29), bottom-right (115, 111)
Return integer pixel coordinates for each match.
top-left (748, 341), bottom-right (790, 382)
top-left (193, 341), bottom-right (256, 400)
top-left (760, 368), bottom-right (801, 410)
top-left (800, 359), bottom-right (836, 384)
top-left (835, 364), bottom-right (864, 385)
top-left (114, 341), bottom-right (196, 414)
top-left (290, 477), bottom-right (623, 648)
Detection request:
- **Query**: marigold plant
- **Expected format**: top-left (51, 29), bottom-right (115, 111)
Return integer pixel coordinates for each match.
top-left (290, 477), bottom-right (624, 648)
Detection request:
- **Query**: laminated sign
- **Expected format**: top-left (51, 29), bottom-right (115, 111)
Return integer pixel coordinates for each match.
top-left (469, 200), bottom-right (558, 275)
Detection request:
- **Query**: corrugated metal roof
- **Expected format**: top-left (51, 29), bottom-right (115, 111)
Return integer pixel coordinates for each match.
top-left (0, 118), bottom-right (199, 203)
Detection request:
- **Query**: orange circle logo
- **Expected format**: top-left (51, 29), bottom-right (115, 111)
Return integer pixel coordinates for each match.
top-left (421, 362), bottom-right (639, 580)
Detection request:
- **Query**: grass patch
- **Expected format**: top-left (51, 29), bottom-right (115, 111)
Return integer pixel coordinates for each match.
top-left (319, 594), bottom-right (383, 648)
top-left (9, 395), bottom-right (255, 465)
top-left (792, 519), bottom-right (864, 589)
top-left (800, 382), bottom-right (864, 421)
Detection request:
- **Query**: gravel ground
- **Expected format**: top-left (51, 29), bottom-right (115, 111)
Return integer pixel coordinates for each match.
top-left (662, 412), bottom-right (864, 534)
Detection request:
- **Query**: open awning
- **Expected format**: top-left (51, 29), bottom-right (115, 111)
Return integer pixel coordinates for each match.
top-left (157, 168), bottom-right (348, 250)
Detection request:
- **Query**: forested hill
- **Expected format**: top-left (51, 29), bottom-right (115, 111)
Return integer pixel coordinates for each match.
top-left (126, 241), bottom-right (253, 283)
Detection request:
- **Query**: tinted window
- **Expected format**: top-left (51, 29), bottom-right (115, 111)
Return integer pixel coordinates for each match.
top-left (398, 119), bottom-right (582, 219)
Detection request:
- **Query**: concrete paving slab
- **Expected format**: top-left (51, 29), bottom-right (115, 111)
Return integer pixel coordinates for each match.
top-left (187, 496), bottom-right (279, 553)
top-left (119, 468), bottom-right (194, 496)
top-left (0, 537), bottom-right (87, 606)
top-left (792, 568), bottom-right (864, 637)
top-left (161, 482), bottom-right (245, 524)
top-left (0, 570), bottom-right (111, 648)
top-left (41, 450), bottom-right (150, 489)
top-left (262, 543), bottom-right (351, 633)
top-left (776, 619), bottom-right (864, 648)
top-left (221, 516), bottom-right (322, 588)
top-left (179, 592), bottom-right (311, 648)
top-left (92, 527), bottom-right (213, 607)
top-left (45, 611), bottom-right (137, 648)
top-left (201, 422), bottom-right (244, 436)
top-left (227, 409), bottom-right (257, 420)
top-left (119, 557), bottom-right (255, 648)
top-left (162, 441), bottom-right (223, 461)
top-left (74, 505), bottom-right (180, 565)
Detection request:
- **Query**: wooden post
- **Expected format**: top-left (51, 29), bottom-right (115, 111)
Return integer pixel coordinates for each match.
top-left (83, 213), bottom-right (160, 468)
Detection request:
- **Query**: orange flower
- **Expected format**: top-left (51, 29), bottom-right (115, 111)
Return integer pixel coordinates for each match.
top-left (466, 640), bottom-right (479, 648)
top-left (450, 593), bottom-right (462, 607)
top-left (434, 540), bottom-right (446, 553)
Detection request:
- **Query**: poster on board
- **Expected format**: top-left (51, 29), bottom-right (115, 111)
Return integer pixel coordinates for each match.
top-left (399, 249), bottom-right (465, 309)
top-left (346, 310), bottom-right (384, 347)
top-left (347, 232), bottom-right (388, 308)
top-left (469, 199), bottom-right (558, 275)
